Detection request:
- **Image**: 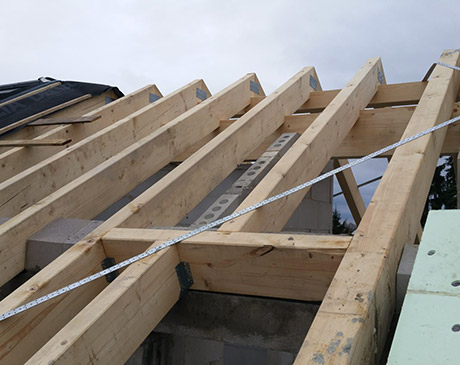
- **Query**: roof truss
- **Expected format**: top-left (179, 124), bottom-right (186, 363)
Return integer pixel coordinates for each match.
top-left (0, 50), bottom-right (459, 364)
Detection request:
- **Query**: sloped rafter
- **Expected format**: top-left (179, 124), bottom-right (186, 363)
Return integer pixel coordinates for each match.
top-left (295, 50), bottom-right (460, 364)
top-left (0, 84), bottom-right (160, 181)
top-left (0, 73), bottom-right (261, 364)
top-left (220, 57), bottom-right (384, 233)
top-left (0, 79), bottom-right (207, 218)
top-left (0, 51), bottom-right (458, 365)
top-left (24, 67), bottom-right (319, 364)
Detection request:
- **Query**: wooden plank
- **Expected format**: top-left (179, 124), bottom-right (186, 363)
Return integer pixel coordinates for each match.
top-left (220, 58), bottom-right (383, 233)
top-left (26, 244), bottom-right (181, 365)
top-left (112, 67), bottom-right (318, 230)
top-left (23, 229), bottom-right (348, 363)
top-left (237, 81), bottom-right (428, 116)
top-left (0, 138), bottom-right (71, 147)
top-left (0, 239), bottom-right (108, 365)
top-left (207, 103), bottom-right (460, 162)
top-left (0, 85), bottom-right (158, 182)
top-left (0, 90), bottom-right (115, 142)
top-left (333, 159), bottom-right (366, 224)
top-left (0, 82), bottom-right (61, 108)
top-left (0, 94), bottom-right (91, 136)
top-left (0, 80), bottom-right (204, 218)
top-left (285, 81), bottom-right (426, 113)
top-left (27, 115), bottom-right (101, 126)
top-left (0, 68), bottom-right (311, 363)
top-left (295, 50), bottom-right (460, 364)
top-left (0, 74), bottom-right (260, 364)
top-left (102, 228), bottom-right (351, 300)
top-left (0, 74), bottom-right (256, 286)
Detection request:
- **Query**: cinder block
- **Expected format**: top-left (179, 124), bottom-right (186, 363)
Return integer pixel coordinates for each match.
top-left (26, 218), bottom-right (103, 271)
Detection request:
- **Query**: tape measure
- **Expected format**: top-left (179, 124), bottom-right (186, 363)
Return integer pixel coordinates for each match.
top-left (1, 68), bottom-right (460, 322)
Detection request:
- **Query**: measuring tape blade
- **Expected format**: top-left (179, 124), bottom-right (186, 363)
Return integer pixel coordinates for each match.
top-left (1, 105), bottom-right (460, 322)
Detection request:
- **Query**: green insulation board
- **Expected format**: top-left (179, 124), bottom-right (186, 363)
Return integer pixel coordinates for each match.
top-left (388, 210), bottom-right (460, 364)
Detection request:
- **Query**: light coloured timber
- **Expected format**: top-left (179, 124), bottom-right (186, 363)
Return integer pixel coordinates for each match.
top-left (0, 138), bottom-right (72, 147)
top-left (220, 58), bottom-right (383, 233)
top-left (241, 81), bottom-right (429, 115)
top-left (102, 228), bottom-right (350, 300)
top-left (0, 68), bottom-right (312, 363)
top-left (177, 102), bottom-right (460, 163)
top-left (25, 221), bottom-right (347, 363)
top-left (113, 67), bottom-right (317, 229)
top-left (295, 50), bottom-right (460, 364)
top-left (0, 74), bottom-right (261, 364)
top-left (0, 85), bottom-right (158, 181)
top-left (26, 243), bottom-right (181, 365)
top-left (0, 94), bottom-right (91, 136)
top-left (0, 80), bottom-right (206, 218)
top-left (0, 74), bottom-right (256, 285)
top-left (333, 159), bottom-right (366, 224)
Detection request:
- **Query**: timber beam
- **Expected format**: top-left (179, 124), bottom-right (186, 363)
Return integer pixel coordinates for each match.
top-left (295, 50), bottom-right (460, 364)
top-left (0, 73), bottom-right (262, 363)
top-left (102, 228), bottom-right (351, 301)
top-left (0, 84), bottom-right (160, 181)
top-left (221, 58), bottom-right (384, 232)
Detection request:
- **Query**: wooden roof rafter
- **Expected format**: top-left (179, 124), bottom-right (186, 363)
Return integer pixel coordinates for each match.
top-left (0, 49), bottom-right (458, 364)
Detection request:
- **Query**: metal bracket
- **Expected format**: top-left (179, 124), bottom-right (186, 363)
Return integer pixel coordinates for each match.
top-left (250, 80), bottom-right (260, 94)
top-left (149, 93), bottom-right (161, 103)
top-left (101, 257), bottom-right (119, 283)
top-left (196, 88), bottom-right (207, 101)
top-left (105, 96), bottom-right (115, 104)
top-left (378, 68), bottom-right (384, 84)
top-left (309, 75), bottom-right (318, 91)
top-left (175, 262), bottom-right (194, 297)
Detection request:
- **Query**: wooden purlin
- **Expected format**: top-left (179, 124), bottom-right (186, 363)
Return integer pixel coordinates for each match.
top-left (0, 74), bottom-right (261, 364)
top-left (176, 97), bottom-right (460, 163)
top-left (0, 84), bottom-right (159, 181)
top-left (0, 51), bottom-right (459, 364)
top-left (296, 50), bottom-right (460, 364)
top-left (21, 68), bottom-right (319, 363)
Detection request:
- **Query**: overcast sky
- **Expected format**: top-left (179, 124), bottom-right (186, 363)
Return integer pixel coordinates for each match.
top-left (1, 0), bottom-right (458, 222)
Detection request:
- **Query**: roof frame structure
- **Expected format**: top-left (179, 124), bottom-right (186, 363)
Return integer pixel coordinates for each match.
top-left (0, 49), bottom-right (459, 364)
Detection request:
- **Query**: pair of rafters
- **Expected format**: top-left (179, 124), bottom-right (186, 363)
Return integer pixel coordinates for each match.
top-left (0, 50), bottom-right (459, 364)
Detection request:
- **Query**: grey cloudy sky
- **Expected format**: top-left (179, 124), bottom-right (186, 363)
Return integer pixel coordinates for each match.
top-left (1, 0), bottom-right (459, 222)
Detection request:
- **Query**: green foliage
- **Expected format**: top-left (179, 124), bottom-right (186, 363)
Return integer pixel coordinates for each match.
top-left (332, 207), bottom-right (356, 234)
top-left (421, 156), bottom-right (457, 226)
